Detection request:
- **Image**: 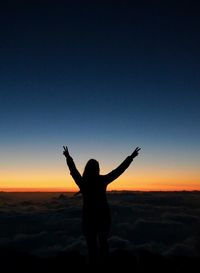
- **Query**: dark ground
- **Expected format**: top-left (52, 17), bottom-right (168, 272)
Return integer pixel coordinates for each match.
top-left (0, 248), bottom-right (200, 273)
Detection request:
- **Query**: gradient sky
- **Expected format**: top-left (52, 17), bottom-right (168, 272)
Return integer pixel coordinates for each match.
top-left (0, 1), bottom-right (200, 191)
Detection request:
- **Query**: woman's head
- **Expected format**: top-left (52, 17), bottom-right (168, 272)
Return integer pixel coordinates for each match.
top-left (83, 159), bottom-right (100, 178)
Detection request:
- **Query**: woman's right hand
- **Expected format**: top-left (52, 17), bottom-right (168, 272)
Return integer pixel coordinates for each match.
top-left (130, 147), bottom-right (141, 159)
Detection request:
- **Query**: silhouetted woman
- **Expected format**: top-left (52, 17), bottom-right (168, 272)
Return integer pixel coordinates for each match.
top-left (63, 146), bottom-right (140, 264)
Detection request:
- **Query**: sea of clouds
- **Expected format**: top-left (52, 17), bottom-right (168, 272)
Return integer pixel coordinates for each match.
top-left (0, 191), bottom-right (200, 258)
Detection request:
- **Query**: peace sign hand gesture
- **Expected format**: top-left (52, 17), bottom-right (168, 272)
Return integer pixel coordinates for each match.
top-left (63, 146), bottom-right (70, 158)
top-left (130, 147), bottom-right (141, 159)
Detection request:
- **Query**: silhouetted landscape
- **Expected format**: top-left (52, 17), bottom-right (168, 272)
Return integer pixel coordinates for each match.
top-left (1, 191), bottom-right (200, 272)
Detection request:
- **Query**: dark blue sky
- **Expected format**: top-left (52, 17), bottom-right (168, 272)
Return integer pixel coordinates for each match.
top-left (0, 1), bottom-right (200, 190)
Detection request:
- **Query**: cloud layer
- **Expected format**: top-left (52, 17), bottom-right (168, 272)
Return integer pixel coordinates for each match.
top-left (0, 191), bottom-right (200, 257)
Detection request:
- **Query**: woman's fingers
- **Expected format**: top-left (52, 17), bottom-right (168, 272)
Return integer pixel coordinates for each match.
top-left (131, 147), bottom-right (141, 157)
top-left (63, 146), bottom-right (68, 151)
top-left (135, 147), bottom-right (141, 152)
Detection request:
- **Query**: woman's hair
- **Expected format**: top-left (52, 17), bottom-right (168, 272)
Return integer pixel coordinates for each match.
top-left (82, 159), bottom-right (100, 178)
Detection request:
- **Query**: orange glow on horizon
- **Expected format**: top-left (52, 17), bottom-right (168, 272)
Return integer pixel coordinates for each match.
top-left (1, 165), bottom-right (200, 192)
top-left (0, 187), bottom-right (74, 192)
top-left (1, 179), bottom-right (200, 192)
top-left (1, 186), bottom-right (199, 192)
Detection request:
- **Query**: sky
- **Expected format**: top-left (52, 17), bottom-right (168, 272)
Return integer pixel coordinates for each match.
top-left (0, 1), bottom-right (200, 191)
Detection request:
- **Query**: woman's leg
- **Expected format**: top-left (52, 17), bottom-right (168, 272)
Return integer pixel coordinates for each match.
top-left (98, 232), bottom-right (109, 264)
top-left (85, 232), bottom-right (98, 265)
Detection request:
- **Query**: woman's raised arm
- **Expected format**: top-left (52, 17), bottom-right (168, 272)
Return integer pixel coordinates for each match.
top-left (63, 146), bottom-right (82, 188)
top-left (103, 147), bottom-right (141, 185)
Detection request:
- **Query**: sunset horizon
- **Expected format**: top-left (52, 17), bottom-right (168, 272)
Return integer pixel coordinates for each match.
top-left (1, 180), bottom-right (200, 192)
